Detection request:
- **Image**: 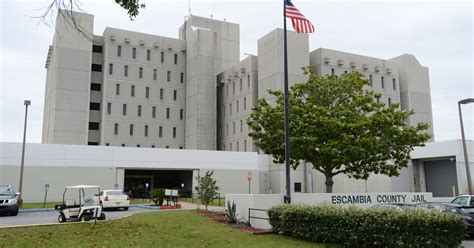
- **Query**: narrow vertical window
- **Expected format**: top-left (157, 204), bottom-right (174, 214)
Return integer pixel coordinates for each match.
top-left (388, 97), bottom-right (392, 107)
top-left (381, 76), bottom-right (385, 89)
top-left (114, 123), bottom-right (118, 135)
top-left (233, 122), bottom-right (235, 134)
top-left (180, 109), bottom-right (184, 120)
top-left (109, 63), bottom-right (113, 75)
top-left (137, 144), bottom-right (140, 148)
top-left (369, 74), bottom-right (373, 86)
top-left (223, 106), bottom-right (226, 117)
top-left (152, 106), bottom-right (156, 118)
top-left (131, 85), bottom-right (135, 97)
top-left (232, 82), bottom-right (235, 95)
top-left (237, 141), bottom-right (239, 152)
top-left (139, 67), bottom-right (143, 79)
top-left (247, 75), bottom-right (250, 88)
top-left (124, 65), bottom-right (128, 77)
top-left (392, 78), bottom-right (396, 90)
top-left (160, 88), bottom-right (164, 100)
top-left (236, 100), bottom-right (239, 113)
top-left (244, 140), bottom-right (247, 152)
top-left (138, 105), bottom-right (142, 117)
top-left (226, 124), bottom-right (229, 136)
top-left (240, 119), bottom-right (243, 132)
top-left (144, 125), bottom-right (148, 137)
top-left (132, 47), bottom-right (136, 59)
top-left (230, 103), bottom-right (232, 115)
top-left (147, 49), bottom-right (151, 61)
top-left (129, 124), bottom-right (134, 136)
top-left (117, 45), bottom-right (121, 57)
top-left (244, 97), bottom-right (247, 110)
top-left (122, 104), bottom-right (127, 116)
top-left (173, 90), bottom-right (177, 101)
top-left (161, 52), bottom-right (164, 63)
top-left (153, 69), bottom-right (157, 80)
top-left (116, 84), bottom-right (120, 95)
top-left (173, 127), bottom-right (176, 138)
top-left (166, 108), bottom-right (170, 119)
top-left (107, 102), bottom-right (111, 114)
top-left (230, 143), bottom-right (232, 151)
top-left (331, 68), bottom-right (335, 75)
top-left (226, 85), bottom-right (229, 96)
top-left (174, 54), bottom-right (178, 64)
top-left (167, 71), bottom-right (171, 82)
top-left (240, 79), bottom-right (242, 91)
top-left (159, 126), bottom-right (163, 137)
top-left (146, 87), bottom-right (150, 98)
top-left (180, 73), bottom-right (184, 83)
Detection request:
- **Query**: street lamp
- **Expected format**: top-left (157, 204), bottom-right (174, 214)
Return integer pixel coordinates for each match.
top-left (18, 100), bottom-right (31, 206)
top-left (458, 98), bottom-right (473, 195)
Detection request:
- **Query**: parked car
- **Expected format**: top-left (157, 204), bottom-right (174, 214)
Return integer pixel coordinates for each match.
top-left (416, 202), bottom-right (474, 236)
top-left (452, 195), bottom-right (474, 206)
top-left (98, 190), bottom-right (130, 211)
top-left (0, 185), bottom-right (20, 216)
top-left (370, 203), bottom-right (415, 212)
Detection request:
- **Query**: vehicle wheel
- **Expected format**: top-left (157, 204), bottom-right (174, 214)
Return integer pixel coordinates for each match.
top-left (58, 214), bottom-right (66, 223)
top-left (99, 213), bottom-right (106, 220)
top-left (124, 207), bottom-right (129, 211)
top-left (80, 214), bottom-right (90, 222)
top-left (12, 207), bottom-right (19, 216)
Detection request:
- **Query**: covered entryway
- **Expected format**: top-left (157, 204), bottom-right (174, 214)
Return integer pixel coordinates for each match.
top-left (124, 169), bottom-right (194, 198)
top-left (424, 159), bottom-right (458, 197)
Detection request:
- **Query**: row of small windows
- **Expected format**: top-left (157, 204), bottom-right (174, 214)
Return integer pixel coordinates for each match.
top-left (105, 102), bottom-right (184, 120)
top-left (112, 123), bottom-right (179, 138)
top-left (103, 143), bottom-right (183, 149)
top-left (222, 139), bottom-right (249, 152)
top-left (224, 74), bottom-right (252, 98)
top-left (116, 45), bottom-right (179, 65)
top-left (330, 69), bottom-right (397, 91)
top-left (108, 63), bottom-right (184, 83)
top-left (222, 97), bottom-right (248, 117)
top-left (114, 84), bottom-right (179, 101)
top-left (221, 119), bottom-right (246, 137)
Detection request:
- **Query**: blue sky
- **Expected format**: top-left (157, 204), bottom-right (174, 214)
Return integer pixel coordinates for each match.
top-left (0, 0), bottom-right (472, 143)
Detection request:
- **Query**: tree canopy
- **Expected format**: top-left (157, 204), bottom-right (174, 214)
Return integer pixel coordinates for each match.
top-left (247, 69), bottom-right (431, 193)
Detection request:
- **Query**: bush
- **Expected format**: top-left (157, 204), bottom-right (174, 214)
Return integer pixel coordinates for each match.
top-left (225, 200), bottom-right (239, 224)
top-left (149, 188), bottom-right (165, 206)
top-left (268, 204), bottom-right (465, 248)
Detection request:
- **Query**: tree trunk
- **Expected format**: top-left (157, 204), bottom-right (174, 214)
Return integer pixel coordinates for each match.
top-left (325, 175), bottom-right (334, 193)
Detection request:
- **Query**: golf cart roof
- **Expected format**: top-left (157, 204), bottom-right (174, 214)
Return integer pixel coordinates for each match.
top-left (65, 185), bottom-right (100, 189)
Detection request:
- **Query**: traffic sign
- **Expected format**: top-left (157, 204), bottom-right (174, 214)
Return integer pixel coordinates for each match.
top-left (248, 171), bottom-right (253, 181)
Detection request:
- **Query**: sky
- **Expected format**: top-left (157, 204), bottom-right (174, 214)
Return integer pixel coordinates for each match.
top-left (0, 0), bottom-right (473, 143)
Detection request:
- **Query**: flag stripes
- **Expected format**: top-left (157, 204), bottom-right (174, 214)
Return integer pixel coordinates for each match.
top-left (285, 0), bottom-right (315, 33)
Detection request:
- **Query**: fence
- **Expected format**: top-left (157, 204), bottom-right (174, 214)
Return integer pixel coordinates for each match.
top-left (248, 208), bottom-right (269, 227)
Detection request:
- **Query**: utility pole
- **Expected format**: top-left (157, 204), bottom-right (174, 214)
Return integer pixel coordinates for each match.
top-left (458, 98), bottom-right (474, 195)
top-left (18, 100), bottom-right (31, 206)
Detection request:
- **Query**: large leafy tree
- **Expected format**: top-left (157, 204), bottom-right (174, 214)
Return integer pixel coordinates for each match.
top-left (248, 69), bottom-right (431, 193)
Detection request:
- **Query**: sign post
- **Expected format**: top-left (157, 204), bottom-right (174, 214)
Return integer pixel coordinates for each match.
top-left (247, 171), bottom-right (253, 194)
top-left (43, 183), bottom-right (50, 208)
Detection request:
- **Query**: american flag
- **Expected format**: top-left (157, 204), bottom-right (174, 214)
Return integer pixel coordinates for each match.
top-left (285, 0), bottom-right (315, 33)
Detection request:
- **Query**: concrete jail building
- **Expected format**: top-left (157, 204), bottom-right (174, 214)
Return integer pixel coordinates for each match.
top-left (3, 10), bottom-right (469, 202)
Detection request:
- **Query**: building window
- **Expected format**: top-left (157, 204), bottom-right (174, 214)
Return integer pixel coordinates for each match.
top-left (173, 90), bottom-right (177, 101)
top-left (233, 122), bottom-right (235, 134)
top-left (131, 85), bottom-right (135, 97)
top-left (91, 64), bottom-right (102, 72)
top-left (180, 109), bottom-right (184, 120)
top-left (152, 106), bottom-right (156, 118)
top-left (392, 78), bottom-right (396, 90)
top-left (223, 106), bottom-right (226, 117)
top-left (174, 54), bottom-right (178, 64)
top-left (146, 87), bottom-right (150, 98)
top-left (381, 76), bottom-right (385, 89)
top-left (388, 97), bottom-right (392, 107)
top-left (240, 79), bottom-right (242, 91)
top-left (139, 67), bottom-right (143, 79)
top-left (244, 97), bottom-right (247, 110)
top-left (132, 47), bottom-right (136, 59)
top-left (229, 142), bottom-right (232, 151)
top-left (129, 124), bottom-right (134, 136)
top-left (226, 85), bottom-right (229, 97)
top-left (121, 144), bottom-right (125, 147)
top-left (107, 102), bottom-right (111, 114)
top-left (244, 140), bottom-right (247, 152)
top-left (232, 82), bottom-right (235, 95)
top-left (109, 63), bottom-right (113, 75)
top-left (331, 68), bottom-right (335, 76)
top-left (223, 144), bottom-right (226, 151)
top-left (117, 45), bottom-right (121, 57)
top-left (173, 127), bottom-right (176, 138)
top-left (167, 71), bottom-right (171, 82)
top-left (90, 83), bottom-right (101, 91)
top-left (116, 84), bottom-right (120, 95)
top-left (161, 52), bottom-right (164, 63)
top-left (89, 102), bottom-right (100, 111)
top-left (236, 100), bottom-right (239, 112)
top-left (124, 65), bottom-right (128, 77)
top-left (159, 126), bottom-right (163, 137)
top-left (179, 146), bottom-right (183, 149)
top-left (240, 119), bottom-right (243, 132)
top-left (180, 73), bottom-right (184, 83)
top-left (88, 122), bottom-right (99, 130)
top-left (147, 49), bottom-right (151, 61)
top-left (88, 142), bottom-right (99, 146)
top-left (166, 108), bottom-right (170, 119)
top-left (153, 69), bottom-right (157, 80)
top-left (165, 146), bottom-right (169, 149)
top-left (230, 103), bottom-right (232, 115)
top-left (145, 125), bottom-right (148, 137)
top-left (369, 74), bottom-right (373, 86)
top-left (122, 104), bottom-right (127, 116)
top-left (138, 105), bottom-right (142, 117)
top-left (92, 45), bottom-right (103, 53)
top-left (294, 183), bottom-right (302, 192)
top-left (152, 145), bottom-right (155, 148)
top-left (226, 124), bottom-right (229, 136)
top-left (160, 88), bottom-right (164, 100)
top-left (247, 75), bottom-right (250, 88)
top-left (105, 143), bottom-right (109, 146)
top-left (114, 123), bottom-right (119, 135)
top-left (237, 141), bottom-right (240, 152)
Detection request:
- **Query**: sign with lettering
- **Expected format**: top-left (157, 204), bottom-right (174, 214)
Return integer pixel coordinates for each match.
top-left (293, 192), bottom-right (434, 208)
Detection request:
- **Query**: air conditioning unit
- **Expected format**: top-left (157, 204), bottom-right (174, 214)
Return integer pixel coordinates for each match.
top-left (362, 64), bottom-right (369, 70)
top-left (323, 57), bottom-right (331, 64)
top-left (124, 38), bottom-right (130, 44)
top-left (374, 66), bottom-right (381, 72)
top-left (109, 35), bottom-right (116, 41)
top-left (241, 68), bottom-right (246, 74)
top-left (153, 42), bottom-right (159, 48)
top-left (386, 68), bottom-right (392, 74)
top-left (139, 40), bottom-right (145, 46)
top-left (337, 59), bottom-right (344, 66)
top-left (350, 62), bottom-right (356, 68)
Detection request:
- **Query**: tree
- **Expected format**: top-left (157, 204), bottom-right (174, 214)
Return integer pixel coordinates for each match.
top-left (195, 170), bottom-right (219, 211)
top-left (247, 69), bottom-right (431, 193)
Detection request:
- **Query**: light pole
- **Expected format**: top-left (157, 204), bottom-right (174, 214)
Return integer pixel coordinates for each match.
top-left (458, 98), bottom-right (473, 195)
top-left (18, 100), bottom-right (31, 206)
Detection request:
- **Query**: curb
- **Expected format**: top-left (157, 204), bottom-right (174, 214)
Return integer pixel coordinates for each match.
top-left (19, 208), bottom-right (55, 213)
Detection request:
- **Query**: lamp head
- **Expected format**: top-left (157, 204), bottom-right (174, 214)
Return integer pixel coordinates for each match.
top-left (24, 100), bottom-right (31, 106)
top-left (459, 98), bottom-right (474, 105)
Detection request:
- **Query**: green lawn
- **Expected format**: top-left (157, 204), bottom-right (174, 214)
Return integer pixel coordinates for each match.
top-left (0, 210), bottom-right (329, 248)
top-left (21, 201), bottom-right (61, 210)
top-left (181, 197), bottom-right (225, 207)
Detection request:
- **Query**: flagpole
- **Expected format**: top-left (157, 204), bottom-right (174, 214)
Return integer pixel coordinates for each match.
top-left (283, 0), bottom-right (291, 204)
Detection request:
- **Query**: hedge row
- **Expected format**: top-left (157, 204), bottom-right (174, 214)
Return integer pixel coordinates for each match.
top-left (268, 204), bottom-right (465, 248)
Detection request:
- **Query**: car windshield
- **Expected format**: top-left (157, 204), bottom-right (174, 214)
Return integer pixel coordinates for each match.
top-left (106, 191), bottom-right (125, 196)
top-left (0, 187), bottom-right (14, 196)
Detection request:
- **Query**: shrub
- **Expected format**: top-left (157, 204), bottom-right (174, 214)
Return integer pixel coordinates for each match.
top-left (268, 204), bottom-right (465, 248)
top-left (149, 188), bottom-right (165, 206)
top-left (225, 200), bottom-right (239, 224)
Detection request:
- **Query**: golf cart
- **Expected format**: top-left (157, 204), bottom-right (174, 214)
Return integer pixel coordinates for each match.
top-left (55, 185), bottom-right (106, 223)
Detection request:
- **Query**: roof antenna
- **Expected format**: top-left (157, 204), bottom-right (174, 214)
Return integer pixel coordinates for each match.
top-left (188, 0), bottom-right (191, 15)
top-left (210, 14), bottom-right (213, 19)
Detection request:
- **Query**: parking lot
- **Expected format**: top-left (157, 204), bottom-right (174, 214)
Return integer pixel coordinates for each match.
top-left (0, 207), bottom-right (154, 228)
